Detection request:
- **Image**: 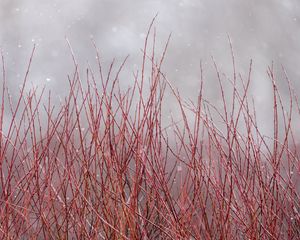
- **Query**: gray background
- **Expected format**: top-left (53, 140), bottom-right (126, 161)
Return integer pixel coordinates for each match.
top-left (1, 0), bottom-right (300, 137)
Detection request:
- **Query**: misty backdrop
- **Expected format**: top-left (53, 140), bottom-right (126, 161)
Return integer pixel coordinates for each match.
top-left (1, 0), bottom-right (300, 137)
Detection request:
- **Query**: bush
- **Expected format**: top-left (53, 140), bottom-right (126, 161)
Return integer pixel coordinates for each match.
top-left (0, 23), bottom-right (299, 239)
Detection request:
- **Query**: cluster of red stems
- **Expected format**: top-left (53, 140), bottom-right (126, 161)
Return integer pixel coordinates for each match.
top-left (0, 23), bottom-right (299, 239)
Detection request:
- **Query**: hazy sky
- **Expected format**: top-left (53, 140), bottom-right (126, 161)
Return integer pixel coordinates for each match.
top-left (1, 0), bottom-right (300, 135)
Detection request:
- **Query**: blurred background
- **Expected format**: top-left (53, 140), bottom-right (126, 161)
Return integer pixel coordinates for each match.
top-left (1, 0), bottom-right (300, 137)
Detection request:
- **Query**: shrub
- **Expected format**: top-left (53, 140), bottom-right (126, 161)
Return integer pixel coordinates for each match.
top-left (0, 23), bottom-right (299, 239)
